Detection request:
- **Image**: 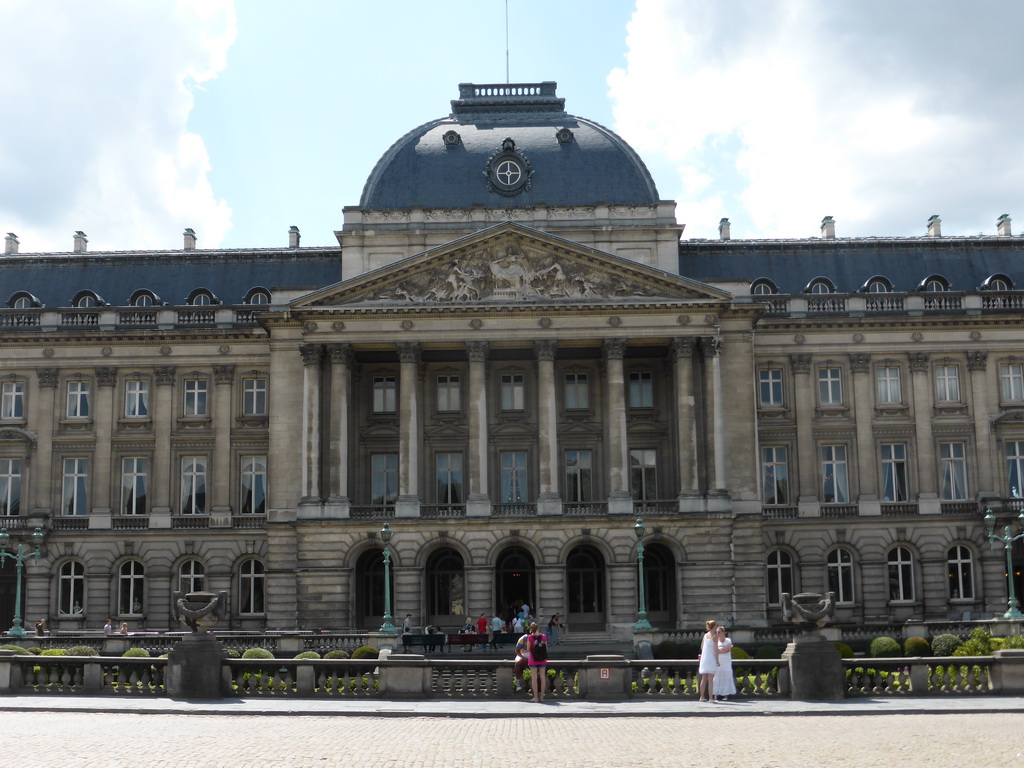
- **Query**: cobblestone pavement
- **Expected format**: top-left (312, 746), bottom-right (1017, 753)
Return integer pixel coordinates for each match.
top-left (3, 712), bottom-right (1020, 768)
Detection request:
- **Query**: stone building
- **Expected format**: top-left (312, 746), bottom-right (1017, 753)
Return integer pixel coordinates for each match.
top-left (0, 82), bottom-right (1020, 635)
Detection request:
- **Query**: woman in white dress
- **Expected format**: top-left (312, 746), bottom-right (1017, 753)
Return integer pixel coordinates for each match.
top-left (713, 626), bottom-right (737, 701)
top-left (697, 619), bottom-right (719, 702)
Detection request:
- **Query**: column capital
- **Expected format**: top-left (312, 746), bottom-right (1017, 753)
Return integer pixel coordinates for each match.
top-left (670, 336), bottom-right (697, 360)
top-left (699, 336), bottom-right (722, 357)
top-left (466, 340), bottom-right (489, 362)
top-left (326, 342), bottom-right (353, 367)
top-left (534, 340), bottom-right (558, 361)
top-left (907, 351), bottom-right (930, 372)
top-left (299, 343), bottom-right (325, 367)
top-left (790, 353), bottom-right (812, 374)
top-left (849, 352), bottom-right (871, 373)
top-left (154, 366), bottom-right (177, 386)
top-left (396, 341), bottom-right (421, 365)
top-left (967, 350), bottom-right (988, 371)
top-left (36, 367), bottom-right (58, 388)
top-left (603, 338), bottom-right (627, 360)
top-left (213, 364), bottom-right (235, 384)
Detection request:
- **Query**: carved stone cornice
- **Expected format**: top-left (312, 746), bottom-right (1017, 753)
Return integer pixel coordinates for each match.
top-left (790, 354), bottom-right (812, 374)
top-left (967, 350), bottom-right (988, 372)
top-left (466, 341), bottom-right (489, 362)
top-left (326, 343), bottom-right (353, 367)
top-left (907, 352), bottom-right (930, 373)
top-left (534, 340), bottom-right (557, 361)
top-left (699, 336), bottom-right (722, 358)
top-left (603, 338), bottom-right (627, 360)
top-left (36, 367), bottom-right (58, 388)
top-left (396, 342), bottom-right (421, 365)
top-left (154, 366), bottom-right (176, 386)
top-left (299, 343), bottom-right (324, 367)
top-left (213, 365), bottom-right (235, 385)
top-left (849, 353), bottom-right (870, 374)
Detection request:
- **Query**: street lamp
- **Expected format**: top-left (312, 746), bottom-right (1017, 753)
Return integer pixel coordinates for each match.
top-left (633, 517), bottom-right (652, 631)
top-left (984, 508), bottom-right (1024, 620)
top-left (0, 527), bottom-right (45, 637)
top-left (379, 522), bottom-right (397, 634)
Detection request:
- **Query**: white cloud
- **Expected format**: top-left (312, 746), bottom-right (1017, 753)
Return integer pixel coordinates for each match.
top-left (0, 0), bottom-right (236, 253)
top-left (610, 0), bottom-right (1024, 239)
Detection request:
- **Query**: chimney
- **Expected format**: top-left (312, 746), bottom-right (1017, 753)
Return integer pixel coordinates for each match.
top-left (288, 225), bottom-right (301, 249)
top-left (997, 214), bottom-right (1012, 236)
top-left (73, 231), bottom-right (88, 252)
top-left (927, 215), bottom-right (942, 238)
top-left (183, 228), bottom-right (197, 250)
top-left (718, 217), bottom-right (731, 241)
top-left (820, 216), bottom-right (836, 239)
top-left (4, 233), bottom-right (18, 255)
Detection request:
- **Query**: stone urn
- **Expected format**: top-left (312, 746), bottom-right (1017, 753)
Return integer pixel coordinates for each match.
top-left (780, 591), bottom-right (836, 629)
top-left (172, 590), bottom-right (228, 633)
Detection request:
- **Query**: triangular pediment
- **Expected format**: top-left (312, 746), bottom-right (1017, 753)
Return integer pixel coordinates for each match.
top-left (292, 223), bottom-right (730, 309)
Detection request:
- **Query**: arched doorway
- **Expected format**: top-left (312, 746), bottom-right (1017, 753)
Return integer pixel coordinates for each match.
top-left (354, 548), bottom-right (393, 630)
top-left (426, 547), bottom-right (465, 628)
top-left (495, 546), bottom-right (535, 623)
top-left (642, 543), bottom-right (677, 628)
top-left (0, 558), bottom-right (22, 632)
top-left (566, 545), bottom-right (606, 630)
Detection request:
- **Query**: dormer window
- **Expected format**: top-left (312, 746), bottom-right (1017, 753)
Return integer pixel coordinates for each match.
top-left (921, 276), bottom-right (949, 292)
top-left (982, 275), bottom-right (1012, 292)
top-left (129, 290), bottom-right (160, 307)
top-left (186, 289), bottom-right (219, 306)
top-left (808, 280), bottom-right (834, 294)
top-left (245, 288), bottom-right (270, 305)
top-left (863, 277), bottom-right (892, 293)
top-left (71, 291), bottom-right (104, 308)
top-left (751, 279), bottom-right (778, 296)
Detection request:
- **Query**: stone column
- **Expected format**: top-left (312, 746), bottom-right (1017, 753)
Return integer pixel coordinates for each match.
top-left (964, 350), bottom-right (994, 493)
top-left (700, 336), bottom-right (726, 493)
top-left (150, 366), bottom-right (176, 528)
top-left (466, 341), bottom-right (491, 517)
top-left (299, 344), bottom-right (324, 504)
top-left (849, 353), bottom-right (879, 514)
top-left (603, 339), bottom-right (632, 514)
top-left (210, 364), bottom-right (234, 526)
top-left (790, 354), bottom-right (817, 515)
top-left (396, 342), bottom-right (421, 517)
top-left (908, 352), bottom-right (939, 513)
top-left (89, 367), bottom-right (117, 529)
top-left (326, 344), bottom-right (353, 516)
top-left (671, 338), bottom-right (699, 504)
top-left (535, 340), bottom-right (561, 515)
top-left (31, 368), bottom-right (59, 515)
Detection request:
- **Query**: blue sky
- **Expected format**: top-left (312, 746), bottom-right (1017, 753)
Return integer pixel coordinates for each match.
top-left (3, 1), bottom-right (1024, 253)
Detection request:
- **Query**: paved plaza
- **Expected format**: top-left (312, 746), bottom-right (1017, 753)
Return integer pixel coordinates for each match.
top-left (1, 698), bottom-right (1021, 767)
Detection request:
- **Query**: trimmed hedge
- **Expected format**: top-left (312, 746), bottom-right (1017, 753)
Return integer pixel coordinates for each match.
top-left (731, 646), bottom-right (750, 660)
top-left (902, 636), bottom-right (930, 657)
top-left (931, 633), bottom-right (963, 657)
top-left (755, 645), bottom-right (781, 659)
top-left (241, 647), bottom-right (274, 660)
top-left (833, 642), bottom-right (854, 659)
top-left (350, 645), bottom-right (379, 660)
top-left (868, 636), bottom-right (901, 658)
top-left (122, 647), bottom-right (151, 657)
top-left (293, 651), bottom-right (321, 660)
top-left (66, 645), bottom-right (99, 657)
top-left (0, 644), bottom-right (32, 655)
top-left (324, 649), bottom-right (351, 660)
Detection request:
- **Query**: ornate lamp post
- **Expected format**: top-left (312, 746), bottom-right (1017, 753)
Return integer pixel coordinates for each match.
top-left (984, 508), bottom-right (1024, 620)
top-left (379, 522), bottom-right (397, 634)
top-left (633, 517), bottom-right (652, 631)
top-left (0, 527), bottom-right (45, 637)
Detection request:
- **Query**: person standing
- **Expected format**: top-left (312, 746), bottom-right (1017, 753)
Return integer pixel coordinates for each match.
top-left (527, 621), bottom-right (548, 703)
top-left (697, 619), bottom-right (719, 702)
top-left (713, 626), bottom-right (737, 701)
top-left (546, 613), bottom-right (564, 645)
top-left (103, 618), bottom-right (114, 637)
top-left (402, 614), bottom-right (413, 634)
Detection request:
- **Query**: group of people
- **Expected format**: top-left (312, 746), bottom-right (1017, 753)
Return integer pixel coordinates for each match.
top-left (102, 619), bottom-right (131, 637)
top-left (697, 619), bottom-right (736, 702)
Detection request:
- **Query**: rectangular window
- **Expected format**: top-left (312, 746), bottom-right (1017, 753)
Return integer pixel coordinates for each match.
top-left (124, 380), bottom-right (149, 418)
top-left (564, 449), bottom-right (593, 502)
top-left (435, 452), bottom-right (463, 504)
top-left (61, 458), bottom-right (89, 516)
top-left (758, 368), bottom-right (783, 407)
top-left (1007, 441), bottom-right (1024, 498)
top-left (1001, 363), bottom-right (1024, 401)
top-left (183, 379), bottom-right (208, 416)
top-left (564, 372), bottom-right (590, 410)
top-left (821, 445), bottom-right (849, 503)
top-left (817, 368), bottom-right (842, 405)
top-left (240, 455), bottom-right (267, 514)
top-left (629, 448), bottom-right (658, 501)
top-left (939, 442), bottom-right (968, 500)
top-left (761, 446), bottom-right (789, 505)
top-left (500, 373), bottom-right (525, 411)
top-left (180, 456), bottom-right (207, 514)
top-left (1, 381), bottom-right (24, 419)
top-left (880, 443), bottom-right (908, 502)
top-left (876, 366), bottom-right (902, 404)
top-left (242, 377), bottom-right (267, 416)
top-left (500, 450), bottom-right (528, 502)
top-left (371, 453), bottom-right (398, 505)
top-left (372, 376), bottom-right (397, 413)
top-left (66, 381), bottom-right (90, 418)
top-left (628, 371), bottom-right (654, 409)
top-left (934, 365), bottom-right (961, 403)
top-left (120, 457), bottom-right (148, 515)
top-left (0, 459), bottom-right (21, 515)
top-left (436, 375), bottom-right (461, 413)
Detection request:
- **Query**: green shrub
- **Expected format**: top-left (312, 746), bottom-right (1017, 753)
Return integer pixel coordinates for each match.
top-left (731, 646), bottom-right (750, 660)
top-left (323, 649), bottom-right (351, 659)
top-left (241, 647), bottom-right (275, 659)
top-left (350, 645), bottom-right (379, 659)
top-left (902, 636), bottom-right (930, 657)
top-left (931, 633), bottom-right (963, 657)
top-left (953, 627), bottom-right (994, 657)
top-left (66, 645), bottom-right (99, 657)
top-left (0, 644), bottom-right (32, 655)
top-left (833, 642), bottom-right (854, 658)
top-left (122, 647), bottom-right (150, 657)
top-left (755, 645), bottom-right (781, 659)
top-left (999, 634), bottom-right (1024, 650)
top-left (40, 648), bottom-right (67, 656)
top-left (868, 637), bottom-right (901, 658)
top-left (26, 647), bottom-right (42, 655)
top-left (293, 651), bottom-right (321, 660)
top-left (224, 648), bottom-right (240, 658)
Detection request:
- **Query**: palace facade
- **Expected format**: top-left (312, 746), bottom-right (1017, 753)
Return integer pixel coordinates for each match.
top-left (1, 82), bottom-right (1021, 635)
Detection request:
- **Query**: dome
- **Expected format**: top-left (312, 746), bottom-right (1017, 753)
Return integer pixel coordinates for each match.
top-left (359, 82), bottom-right (661, 211)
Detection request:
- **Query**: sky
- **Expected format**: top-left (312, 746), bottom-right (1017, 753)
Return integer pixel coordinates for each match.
top-left (2, 0), bottom-right (1023, 253)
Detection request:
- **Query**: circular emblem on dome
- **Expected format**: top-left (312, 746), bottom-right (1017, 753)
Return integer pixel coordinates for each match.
top-left (442, 130), bottom-right (461, 147)
top-left (486, 137), bottom-right (532, 197)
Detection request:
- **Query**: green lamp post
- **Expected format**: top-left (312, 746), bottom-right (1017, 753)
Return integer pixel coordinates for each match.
top-left (379, 522), bottom-right (397, 634)
top-left (633, 517), bottom-right (653, 631)
top-left (984, 509), bottom-right (1024, 620)
top-left (0, 527), bottom-right (45, 637)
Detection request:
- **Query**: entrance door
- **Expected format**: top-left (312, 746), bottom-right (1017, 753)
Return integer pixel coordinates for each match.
top-left (354, 548), bottom-right (393, 631)
top-left (0, 559), bottom-right (21, 632)
top-left (566, 545), bottom-right (606, 630)
top-left (495, 546), bottom-right (535, 623)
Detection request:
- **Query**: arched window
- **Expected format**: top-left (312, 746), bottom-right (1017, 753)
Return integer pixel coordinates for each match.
top-left (566, 545), bottom-right (606, 628)
top-left (9, 293), bottom-right (39, 309)
top-left (118, 560), bottom-right (145, 615)
top-left (766, 550), bottom-right (794, 605)
top-left (947, 546), bottom-right (974, 601)
top-left (178, 559), bottom-right (206, 594)
top-left (58, 560), bottom-right (85, 615)
top-left (982, 274), bottom-right (1013, 292)
top-left (191, 292), bottom-right (211, 306)
top-left (921, 276), bottom-right (949, 292)
top-left (826, 548), bottom-right (854, 604)
top-left (130, 291), bottom-right (157, 307)
top-left (426, 548), bottom-right (465, 622)
top-left (238, 559), bottom-right (266, 615)
top-left (245, 288), bottom-right (270, 305)
top-left (751, 280), bottom-right (777, 296)
top-left (641, 542), bottom-right (676, 626)
top-left (887, 546), bottom-right (914, 602)
top-left (862, 276), bottom-right (893, 293)
top-left (72, 291), bottom-right (102, 308)
top-left (808, 279), bottom-right (835, 294)
top-left (495, 546), bottom-right (535, 621)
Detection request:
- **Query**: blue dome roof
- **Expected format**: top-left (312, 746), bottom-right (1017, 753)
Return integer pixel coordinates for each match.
top-left (359, 82), bottom-right (660, 210)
